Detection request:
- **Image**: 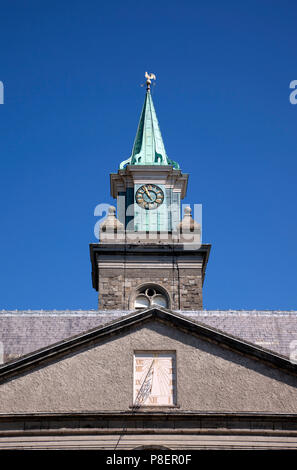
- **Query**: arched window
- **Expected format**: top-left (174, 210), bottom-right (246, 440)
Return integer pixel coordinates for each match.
top-left (134, 285), bottom-right (169, 309)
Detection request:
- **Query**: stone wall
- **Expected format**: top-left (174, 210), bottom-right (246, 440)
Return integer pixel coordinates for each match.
top-left (98, 267), bottom-right (203, 310)
top-left (91, 243), bottom-right (209, 311)
top-left (179, 269), bottom-right (202, 310)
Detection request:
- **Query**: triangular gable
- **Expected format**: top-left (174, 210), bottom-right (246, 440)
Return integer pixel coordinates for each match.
top-left (1, 307), bottom-right (296, 383)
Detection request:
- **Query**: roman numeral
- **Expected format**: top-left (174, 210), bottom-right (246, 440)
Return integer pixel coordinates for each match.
top-left (149, 396), bottom-right (158, 404)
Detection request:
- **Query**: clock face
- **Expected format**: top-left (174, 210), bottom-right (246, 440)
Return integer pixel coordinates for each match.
top-left (133, 352), bottom-right (176, 407)
top-left (135, 184), bottom-right (164, 210)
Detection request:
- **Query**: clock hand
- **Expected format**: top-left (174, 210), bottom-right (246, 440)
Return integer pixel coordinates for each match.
top-left (143, 186), bottom-right (153, 201)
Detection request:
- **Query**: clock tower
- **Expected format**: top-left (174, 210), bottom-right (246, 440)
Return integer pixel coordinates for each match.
top-left (90, 74), bottom-right (211, 311)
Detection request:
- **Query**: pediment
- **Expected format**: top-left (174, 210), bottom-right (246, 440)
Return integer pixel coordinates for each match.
top-left (0, 307), bottom-right (297, 415)
top-left (0, 307), bottom-right (296, 383)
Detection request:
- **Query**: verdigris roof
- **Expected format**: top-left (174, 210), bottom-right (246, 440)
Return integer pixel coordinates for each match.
top-left (119, 90), bottom-right (179, 169)
top-left (0, 309), bottom-right (296, 363)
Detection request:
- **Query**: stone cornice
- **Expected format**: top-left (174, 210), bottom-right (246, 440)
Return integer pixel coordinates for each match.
top-left (90, 243), bottom-right (211, 290)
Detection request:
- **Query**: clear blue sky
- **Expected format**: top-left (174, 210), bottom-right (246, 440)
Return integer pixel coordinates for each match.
top-left (0, 0), bottom-right (296, 310)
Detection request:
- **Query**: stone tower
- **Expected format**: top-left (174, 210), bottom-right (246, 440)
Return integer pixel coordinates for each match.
top-left (90, 75), bottom-right (211, 310)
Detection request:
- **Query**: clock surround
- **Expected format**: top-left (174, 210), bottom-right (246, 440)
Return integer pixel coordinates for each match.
top-left (135, 184), bottom-right (164, 210)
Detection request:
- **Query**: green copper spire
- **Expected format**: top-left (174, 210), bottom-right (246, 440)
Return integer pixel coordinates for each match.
top-left (120, 73), bottom-right (180, 169)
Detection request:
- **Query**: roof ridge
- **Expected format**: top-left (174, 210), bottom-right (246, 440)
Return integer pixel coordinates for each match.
top-left (1, 307), bottom-right (296, 382)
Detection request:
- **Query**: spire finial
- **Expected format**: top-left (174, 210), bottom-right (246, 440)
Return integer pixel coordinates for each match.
top-left (119, 73), bottom-right (180, 169)
top-left (145, 71), bottom-right (156, 92)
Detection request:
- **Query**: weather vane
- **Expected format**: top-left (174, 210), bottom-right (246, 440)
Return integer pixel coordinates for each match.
top-left (144, 72), bottom-right (156, 91)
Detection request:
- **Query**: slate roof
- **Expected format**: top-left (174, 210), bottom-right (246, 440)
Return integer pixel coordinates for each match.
top-left (0, 309), bottom-right (296, 363)
top-left (1, 308), bottom-right (296, 382)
